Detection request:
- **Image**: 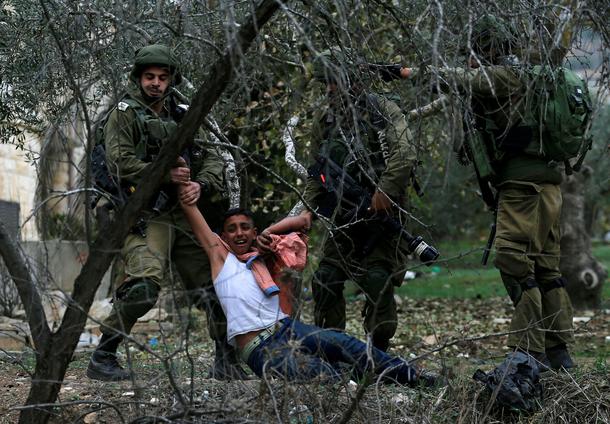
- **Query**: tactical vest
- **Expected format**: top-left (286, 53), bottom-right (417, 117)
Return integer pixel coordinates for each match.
top-left (92, 96), bottom-right (185, 211)
top-left (319, 95), bottom-right (388, 192)
top-left (116, 97), bottom-right (179, 163)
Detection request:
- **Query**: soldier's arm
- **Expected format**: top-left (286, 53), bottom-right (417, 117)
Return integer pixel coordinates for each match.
top-left (402, 65), bottom-right (522, 97)
top-left (104, 107), bottom-right (173, 186)
top-left (376, 98), bottom-right (417, 200)
top-left (301, 113), bottom-right (328, 216)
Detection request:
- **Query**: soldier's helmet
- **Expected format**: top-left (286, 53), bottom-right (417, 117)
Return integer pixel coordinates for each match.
top-left (312, 46), bottom-right (360, 87)
top-left (130, 44), bottom-right (182, 85)
top-left (471, 15), bottom-right (518, 61)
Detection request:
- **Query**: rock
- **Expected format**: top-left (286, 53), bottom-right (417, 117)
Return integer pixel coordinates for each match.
top-left (391, 393), bottom-right (412, 406)
top-left (493, 318), bottom-right (510, 324)
top-left (83, 412), bottom-right (99, 423)
top-left (0, 319), bottom-right (32, 351)
top-left (573, 316), bottom-right (592, 323)
top-left (138, 308), bottom-right (169, 322)
top-left (422, 334), bottom-right (438, 346)
top-left (88, 298), bottom-right (113, 322)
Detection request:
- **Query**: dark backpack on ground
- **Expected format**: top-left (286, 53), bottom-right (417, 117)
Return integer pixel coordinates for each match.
top-left (473, 351), bottom-right (543, 412)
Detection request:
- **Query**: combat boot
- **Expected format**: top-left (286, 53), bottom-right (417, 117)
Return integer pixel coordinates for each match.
top-left (86, 351), bottom-right (131, 381)
top-left (207, 340), bottom-right (249, 380)
top-left (516, 348), bottom-right (550, 373)
top-left (546, 344), bottom-right (575, 370)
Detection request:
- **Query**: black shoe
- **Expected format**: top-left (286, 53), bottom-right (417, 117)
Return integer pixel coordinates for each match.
top-left (416, 370), bottom-right (448, 388)
top-left (546, 345), bottom-right (575, 370)
top-left (86, 351), bottom-right (131, 381)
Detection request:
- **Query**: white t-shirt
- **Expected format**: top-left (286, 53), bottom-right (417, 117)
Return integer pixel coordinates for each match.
top-left (214, 253), bottom-right (288, 346)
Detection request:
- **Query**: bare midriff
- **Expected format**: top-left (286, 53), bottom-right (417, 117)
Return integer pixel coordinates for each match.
top-left (235, 329), bottom-right (264, 350)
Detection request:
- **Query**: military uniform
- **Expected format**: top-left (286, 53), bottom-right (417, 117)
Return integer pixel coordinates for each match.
top-left (87, 44), bottom-right (238, 381)
top-left (303, 92), bottom-right (417, 351)
top-left (101, 85), bottom-right (227, 342)
top-left (409, 63), bottom-right (574, 355)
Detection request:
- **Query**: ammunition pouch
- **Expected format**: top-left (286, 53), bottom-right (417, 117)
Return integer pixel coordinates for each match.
top-left (464, 128), bottom-right (496, 182)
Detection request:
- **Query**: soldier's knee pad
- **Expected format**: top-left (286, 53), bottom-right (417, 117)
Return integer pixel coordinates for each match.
top-left (540, 276), bottom-right (566, 293)
top-left (117, 279), bottom-right (160, 316)
top-left (494, 242), bottom-right (531, 279)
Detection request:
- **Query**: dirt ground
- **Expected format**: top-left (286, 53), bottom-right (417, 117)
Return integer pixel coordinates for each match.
top-left (1, 297), bottom-right (608, 423)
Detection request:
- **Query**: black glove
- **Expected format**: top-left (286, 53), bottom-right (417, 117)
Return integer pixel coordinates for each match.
top-left (366, 63), bottom-right (403, 82)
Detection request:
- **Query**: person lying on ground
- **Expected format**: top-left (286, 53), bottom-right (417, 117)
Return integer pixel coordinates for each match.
top-left (179, 190), bottom-right (442, 386)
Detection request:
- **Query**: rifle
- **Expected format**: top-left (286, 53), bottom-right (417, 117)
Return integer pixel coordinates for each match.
top-left (307, 155), bottom-right (439, 265)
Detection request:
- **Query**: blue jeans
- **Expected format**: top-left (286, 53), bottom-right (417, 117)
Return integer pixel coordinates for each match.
top-left (246, 318), bottom-right (417, 384)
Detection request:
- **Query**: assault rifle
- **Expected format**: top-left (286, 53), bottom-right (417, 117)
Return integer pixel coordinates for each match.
top-left (90, 143), bottom-right (135, 210)
top-left (307, 155), bottom-right (439, 265)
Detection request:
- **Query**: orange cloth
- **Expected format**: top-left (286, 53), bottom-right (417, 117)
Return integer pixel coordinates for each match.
top-left (266, 233), bottom-right (308, 315)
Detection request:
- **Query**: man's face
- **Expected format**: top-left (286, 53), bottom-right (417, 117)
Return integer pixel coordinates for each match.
top-left (139, 66), bottom-right (170, 99)
top-left (221, 214), bottom-right (257, 255)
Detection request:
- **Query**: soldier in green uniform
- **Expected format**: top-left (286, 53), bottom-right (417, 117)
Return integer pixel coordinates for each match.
top-left (386, 16), bottom-right (575, 369)
top-left (87, 44), bottom-right (243, 381)
top-left (300, 47), bottom-right (418, 352)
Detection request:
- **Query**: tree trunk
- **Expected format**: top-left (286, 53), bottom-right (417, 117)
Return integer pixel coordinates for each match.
top-left (560, 166), bottom-right (608, 309)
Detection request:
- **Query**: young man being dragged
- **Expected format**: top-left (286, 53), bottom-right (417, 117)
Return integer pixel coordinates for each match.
top-left (180, 188), bottom-right (441, 386)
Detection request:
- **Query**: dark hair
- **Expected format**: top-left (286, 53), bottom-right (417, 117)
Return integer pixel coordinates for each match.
top-left (223, 208), bottom-right (255, 226)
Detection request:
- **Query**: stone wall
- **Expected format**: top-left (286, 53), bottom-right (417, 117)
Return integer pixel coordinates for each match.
top-left (0, 131), bottom-right (41, 240)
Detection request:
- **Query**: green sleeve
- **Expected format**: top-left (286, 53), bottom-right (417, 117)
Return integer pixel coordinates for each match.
top-left (411, 65), bottom-right (522, 97)
top-left (104, 108), bottom-right (147, 186)
top-left (302, 111), bottom-right (327, 211)
top-left (193, 132), bottom-right (226, 194)
top-left (377, 97), bottom-right (417, 198)
top-left (104, 107), bottom-right (172, 186)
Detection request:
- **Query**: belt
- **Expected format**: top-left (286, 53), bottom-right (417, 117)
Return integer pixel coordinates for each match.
top-left (239, 325), bottom-right (279, 363)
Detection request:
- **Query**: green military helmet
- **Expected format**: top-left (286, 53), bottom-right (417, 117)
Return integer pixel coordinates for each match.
top-left (471, 15), bottom-right (518, 61)
top-left (129, 44), bottom-right (182, 85)
top-left (312, 46), bottom-right (361, 86)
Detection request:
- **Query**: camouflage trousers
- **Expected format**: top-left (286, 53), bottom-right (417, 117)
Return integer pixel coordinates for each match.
top-left (101, 207), bottom-right (226, 342)
top-left (493, 181), bottom-right (574, 353)
top-left (312, 221), bottom-right (407, 348)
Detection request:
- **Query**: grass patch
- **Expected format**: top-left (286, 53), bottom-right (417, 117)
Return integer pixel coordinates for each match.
top-left (397, 242), bottom-right (610, 300)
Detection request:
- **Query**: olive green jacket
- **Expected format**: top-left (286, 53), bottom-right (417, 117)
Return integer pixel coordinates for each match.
top-left (104, 83), bottom-right (225, 197)
top-left (303, 93), bottom-right (417, 215)
top-left (411, 65), bottom-right (562, 185)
